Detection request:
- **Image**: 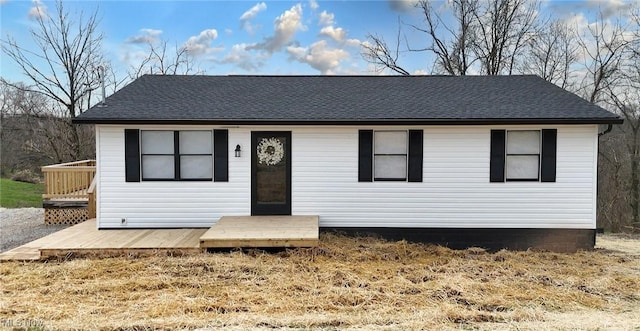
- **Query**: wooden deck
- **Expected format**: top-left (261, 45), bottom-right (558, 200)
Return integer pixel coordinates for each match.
top-left (0, 220), bottom-right (206, 261)
top-left (200, 215), bottom-right (319, 248)
top-left (0, 215), bottom-right (319, 261)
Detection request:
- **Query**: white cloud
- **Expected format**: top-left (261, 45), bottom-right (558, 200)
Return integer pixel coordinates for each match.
top-left (319, 25), bottom-right (361, 47)
top-left (125, 28), bottom-right (163, 44)
top-left (225, 28), bottom-right (233, 35)
top-left (320, 26), bottom-right (347, 43)
top-left (413, 69), bottom-right (428, 75)
top-left (309, 0), bottom-right (319, 10)
top-left (318, 10), bottom-right (334, 26)
top-left (184, 29), bottom-right (219, 56)
top-left (0, 0), bottom-right (9, 5)
top-left (248, 3), bottom-right (306, 54)
top-left (345, 39), bottom-right (362, 47)
top-left (286, 45), bottom-right (307, 59)
top-left (563, 12), bottom-right (589, 30)
top-left (387, 0), bottom-right (419, 12)
top-left (28, 0), bottom-right (47, 19)
top-left (240, 2), bottom-right (267, 21)
top-left (240, 2), bottom-right (267, 33)
top-left (552, 0), bottom-right (636, 20)
top-left (218, 43), bottom-right (266, 71)
top-left (586, 0), bottom-right (634, 19)
top-left (286, 39), bottom-right (349, 74)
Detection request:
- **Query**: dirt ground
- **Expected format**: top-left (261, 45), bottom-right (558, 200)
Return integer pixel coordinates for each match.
top-left (596, 232), bottom-right (640, 256)
top-left (0, 233), bottom-right (638, 331)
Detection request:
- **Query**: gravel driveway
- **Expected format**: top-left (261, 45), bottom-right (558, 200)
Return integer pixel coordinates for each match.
top-left (0, 207), bottom-right (70, 252)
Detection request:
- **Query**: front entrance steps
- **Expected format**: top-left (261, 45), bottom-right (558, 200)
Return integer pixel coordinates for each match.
top-left (200, 215), bottom-right (319, 248)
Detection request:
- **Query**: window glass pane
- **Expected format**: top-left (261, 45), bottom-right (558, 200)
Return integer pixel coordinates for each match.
top-left (374, 131), bottom-right (407, 154)
top-left (179, 131), bottom-right (212, 154)
top-left (374, 155), bottom-right (407, 179)
top-left (507, 131), bottom-right (540, 154)
top-left (506, 155), bottom-right (539, 179)
top-left (180, 155), bottom-right (213, 179)
top-left (142, 155), bottom-right (174, 179)
top-left (141, 131), bottom-right (174, 154)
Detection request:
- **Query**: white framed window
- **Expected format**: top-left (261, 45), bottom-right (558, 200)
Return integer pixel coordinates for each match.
top-left (141, 131), bottom-right (175, 180)
top-left (140, 130), bottom-right (213, 181)
top-left (506, 130), bottom-right (540, 181)
top-left (179, 131), bottom-right (213, 179)
top-left (374, 130), bottom-right (407, 181)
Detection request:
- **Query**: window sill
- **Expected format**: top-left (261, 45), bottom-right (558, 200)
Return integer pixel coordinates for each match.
top-left (505, 178), bottom-right (540, 182)
top-left (373, 178), bottom-right (407, 182)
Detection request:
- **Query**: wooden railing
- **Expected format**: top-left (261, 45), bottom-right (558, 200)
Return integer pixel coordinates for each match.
top-left (42, 160), bottom-right (96, 200)
top-left (87, 176), bottom-right (97, 219)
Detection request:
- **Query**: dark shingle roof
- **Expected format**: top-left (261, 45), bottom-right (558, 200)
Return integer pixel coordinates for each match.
top-left (74, 75), bottom-right (621, 125)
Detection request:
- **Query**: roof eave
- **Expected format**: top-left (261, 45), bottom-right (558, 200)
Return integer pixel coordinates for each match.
top-left (72, 117), bottom-right (624, 125)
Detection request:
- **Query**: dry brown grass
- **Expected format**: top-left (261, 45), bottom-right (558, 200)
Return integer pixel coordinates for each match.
top-left (1, 233), bottom-right (639, 330)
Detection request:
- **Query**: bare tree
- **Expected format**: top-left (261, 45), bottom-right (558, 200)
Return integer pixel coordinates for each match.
top-left (602, 43), bottom-right (640, 231)
top-left (1, 0), bottom-right (103, 161)
top-left (472, 0), bottom-right (541, 75)
top-left (361, 27), bottom-right (411, 75)
top-left (521, 20), bottom-right (578, 89)
top-left (576, 13), bottom-right (631, 104)
top-left (595, 7), bottom-right (640, 231)
top-left (361, 0), bottom-right (540, 76)
top-left (600, 95), bottom-right (639, 231)
top-left (404, 0), bottom-right (478, 75)
top-left (129, 39), bottom-right (200, 79)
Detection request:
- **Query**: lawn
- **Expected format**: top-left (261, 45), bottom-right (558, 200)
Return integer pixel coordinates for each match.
top-left (0, 178), bottom-right (43, 208)
top-left (0, 234), bottom-right (638, 330)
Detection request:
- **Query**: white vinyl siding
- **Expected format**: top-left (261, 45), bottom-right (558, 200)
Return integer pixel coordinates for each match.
top-left (96, 124), bottom-right (598, 229)
top-left (96, 125), bottom-right (249, 228)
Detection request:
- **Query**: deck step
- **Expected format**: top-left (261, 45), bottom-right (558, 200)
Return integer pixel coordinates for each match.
top-left (43, 200), bottom-right (88, 208)
top-left (199, 215), bottom-right (319, 248)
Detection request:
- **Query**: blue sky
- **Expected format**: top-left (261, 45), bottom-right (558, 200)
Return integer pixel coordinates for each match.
top-left (0, 0), bottom-right (634, 83)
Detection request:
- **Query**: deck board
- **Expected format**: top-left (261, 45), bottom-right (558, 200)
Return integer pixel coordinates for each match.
top-left (0, 246), bottom-right (41, 261)
top-left (1, 216), bottom-right (319, 261)
top-left (199, 215), bottom-right (319, 248)
top-left (0, 220), bottom-right (207, 261)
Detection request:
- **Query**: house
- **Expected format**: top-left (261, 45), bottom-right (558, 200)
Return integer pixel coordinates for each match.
top-left (74, 75), bottom-right (622, 251)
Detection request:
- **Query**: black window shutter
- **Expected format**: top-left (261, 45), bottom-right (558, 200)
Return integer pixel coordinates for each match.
top-left (213, 129), bottom-right (229, 182)
top-left (124, 129), bottom-right (140, 182)
top-left (490, 130), bottom-right (506, 182)
top-left (541, 129), bottom-right (557, 182)
top-left (408, 130), bottom-right (423, 182)
top-left (358, 130), bottom-right (373, 182)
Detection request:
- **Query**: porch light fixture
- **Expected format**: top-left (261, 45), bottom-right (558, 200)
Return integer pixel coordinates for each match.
top-left (235, 144), bottom-right (241, 157)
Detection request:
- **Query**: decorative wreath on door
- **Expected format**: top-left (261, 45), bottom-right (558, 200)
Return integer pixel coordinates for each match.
top-left (257, 137), bottom-right (284, 165)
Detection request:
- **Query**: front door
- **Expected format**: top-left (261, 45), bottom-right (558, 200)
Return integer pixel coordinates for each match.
top-left (251, 131), bottom-right (292, 215)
